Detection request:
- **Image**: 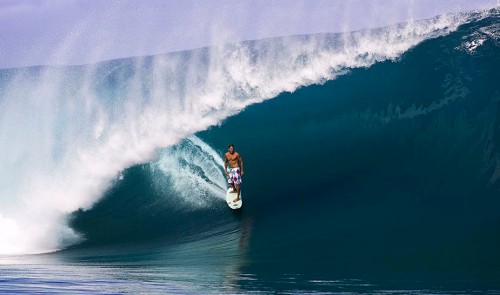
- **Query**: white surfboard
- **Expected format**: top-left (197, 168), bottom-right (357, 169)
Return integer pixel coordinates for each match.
top-left (225, 187), bottom-right (242, 209)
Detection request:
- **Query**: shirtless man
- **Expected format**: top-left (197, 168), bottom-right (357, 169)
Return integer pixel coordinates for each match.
top-left (224, 144), bottom-right (244, 203)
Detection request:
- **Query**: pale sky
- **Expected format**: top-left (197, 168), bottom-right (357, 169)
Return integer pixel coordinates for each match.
top-left (0, 0), bottom-right (497, 68)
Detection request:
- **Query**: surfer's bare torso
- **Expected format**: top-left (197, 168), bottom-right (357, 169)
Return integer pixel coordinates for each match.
top-left (225, 151), bottom-right (241, 168)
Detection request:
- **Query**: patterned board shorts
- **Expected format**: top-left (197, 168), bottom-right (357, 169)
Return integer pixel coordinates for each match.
top-left (228, 167), bottom-right (242, 185)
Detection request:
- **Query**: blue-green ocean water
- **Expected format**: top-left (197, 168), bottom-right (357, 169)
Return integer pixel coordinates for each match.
top-left (1, 9), bottom-right (500, 294)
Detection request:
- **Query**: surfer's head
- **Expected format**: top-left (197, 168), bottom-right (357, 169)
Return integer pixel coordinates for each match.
top-left (228, 144), bottom-right (234, 154)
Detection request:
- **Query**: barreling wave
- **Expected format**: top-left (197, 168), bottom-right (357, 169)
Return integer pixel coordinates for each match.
top-left (0, 9), bottom-right (493, 255)
top-left (62, 8), bottom-right (500, 276)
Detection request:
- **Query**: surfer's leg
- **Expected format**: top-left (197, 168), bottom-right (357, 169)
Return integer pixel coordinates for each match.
top-left (233, 185), bottom-right (241, 202)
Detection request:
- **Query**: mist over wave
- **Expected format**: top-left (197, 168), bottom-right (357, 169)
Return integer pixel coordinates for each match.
top-left (0, 10), bottom-right (487, 255)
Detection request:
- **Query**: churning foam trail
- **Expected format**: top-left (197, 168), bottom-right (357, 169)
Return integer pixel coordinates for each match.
top-left (0, 11), bottom-right (480, 255)
top-left (151, 136), bottom-right (227, 208)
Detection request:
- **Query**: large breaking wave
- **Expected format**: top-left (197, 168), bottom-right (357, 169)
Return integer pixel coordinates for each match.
top-left (0, 10), bottom-right (493, 255)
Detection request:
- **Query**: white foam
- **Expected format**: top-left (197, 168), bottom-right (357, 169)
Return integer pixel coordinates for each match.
top-left (0, 11), bottom-right (479, 255)
top-left (151, 136), bottom-right (227, 208)
top-left (455, 21), bottom-right (500, 54)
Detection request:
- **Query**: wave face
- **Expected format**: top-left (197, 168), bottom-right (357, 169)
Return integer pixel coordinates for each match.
top-left (0, 9), bottom-right (495, 256)
top-left (69, 8), bottom-right (500, 280)
top-left (64, 11), bottom-right (500, 282)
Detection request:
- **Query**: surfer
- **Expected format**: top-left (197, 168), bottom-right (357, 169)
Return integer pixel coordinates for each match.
top-left (224, 144), bottom-right (244, 203)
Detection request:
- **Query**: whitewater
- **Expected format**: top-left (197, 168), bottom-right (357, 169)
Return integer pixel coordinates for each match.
top-left (0, 9), bottom-right (493, 255)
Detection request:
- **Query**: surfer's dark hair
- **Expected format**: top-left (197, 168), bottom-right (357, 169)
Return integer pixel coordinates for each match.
top-left (228, 144), bottom-right (234, 148)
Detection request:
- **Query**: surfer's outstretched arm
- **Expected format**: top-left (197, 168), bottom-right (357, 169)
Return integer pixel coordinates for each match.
top-left (223, 155), bottom-right (228, 176)
top-left (239, 155), bottom-right (244, 176)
